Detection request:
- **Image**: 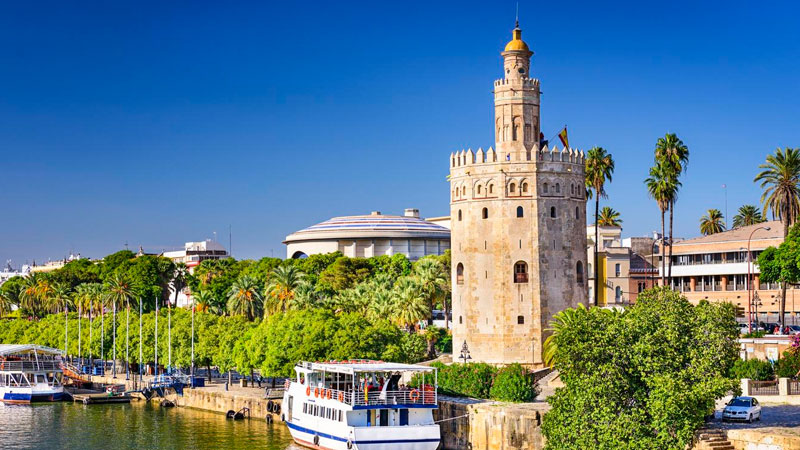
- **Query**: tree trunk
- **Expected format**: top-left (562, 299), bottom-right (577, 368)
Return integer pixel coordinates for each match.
top-left (781, 205), bottom-right (790, 332)
top-left (594, 193), bottom-right (600, 306)
top-left (443, 294), bottom-right (449, 331)
top-left (661, 209), bottom-right (666, 287)
top-left (207, 364), bottom-right (212, 383)
top-left (668, 201), bottom-right (674, 285)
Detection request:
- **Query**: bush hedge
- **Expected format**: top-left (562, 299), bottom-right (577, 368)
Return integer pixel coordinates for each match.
top-left (412, 362), bottom-right (538, 402)
top-left (730, 358), bottom-right (774, 381)
top-left (775, 351), bottom-right (800, 378)
top-left (490, 363), bottom-right (539, 402)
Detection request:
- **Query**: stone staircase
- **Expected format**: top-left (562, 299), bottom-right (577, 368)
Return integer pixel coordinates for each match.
top-left (695, 429), bottom-right (734, 450)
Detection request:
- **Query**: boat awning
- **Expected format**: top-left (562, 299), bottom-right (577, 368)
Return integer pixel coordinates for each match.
top-left (298, 360), bottom-right (437, 375)
top-left (0, 344), bottom-right (64, 357)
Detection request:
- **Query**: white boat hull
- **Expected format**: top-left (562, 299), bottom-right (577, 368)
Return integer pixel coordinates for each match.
top-left (287, 420), bottom-right (440, 450)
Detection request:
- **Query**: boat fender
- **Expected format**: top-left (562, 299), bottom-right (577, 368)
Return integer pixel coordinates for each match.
top-left (338, 392), bottom-right (344, 402)
top-left (273, 404), bottom-right (280, 414)
top-left (313, 435), bottom-right (320, 446)
top-left (306, 386), bottom-right (311, 396)
top-left (267, 400), bottom-right (274, 412)
top-left (265, 414), bottom-right (273, 424)
top-left (226, 410), bottom-right (236, 419)
top-left (347, 440), bottom-right (353, 449)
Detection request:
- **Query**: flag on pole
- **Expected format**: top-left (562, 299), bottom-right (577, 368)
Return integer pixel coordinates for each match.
top-left (558, 127), bottom-right (569, 148)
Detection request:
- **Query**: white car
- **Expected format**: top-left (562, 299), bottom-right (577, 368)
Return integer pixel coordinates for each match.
top-left (722, 396), bottom-right (762, 423)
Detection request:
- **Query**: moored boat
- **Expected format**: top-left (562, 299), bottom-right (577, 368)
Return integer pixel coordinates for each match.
top-left (282, 360), bottom-right (440, 450)
top-left (0, 344), bottom-right (65, 404)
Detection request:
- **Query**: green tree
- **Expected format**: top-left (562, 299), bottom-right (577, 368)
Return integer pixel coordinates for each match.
top-left (265, 265), bottom-right (306, 315)
top-left (755, 147), bottom-right (800, 330)
top-left (392, 277), bottom-right (428, 330)
top-left (700, 209), bottom-right (726, 235)
top-left (227, 275), bottom-right (263, 320)
top-left (585, 146), bottom-right (615, 306)
top-left (732, 204), bottom-right (765, 228)
top-left (542, 288), bottom-right (738, 449)
top-left (645, 163), bottom-right (680, 286)
top-left (414, 257), bottom-right (448, 325)
top-left (655, 133), bottom-right (689, 283)
top-left (596, 206), bottom-right (622, 227)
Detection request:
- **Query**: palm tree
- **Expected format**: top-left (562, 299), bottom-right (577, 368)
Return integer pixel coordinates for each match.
top-left (597, 206), bottom-right (623, 227)
top-left (227, 276), bottom-right (263, 320)
top-left (49, 283), bottom-right (72, 356)
top-left (194, 290), bottom-right (215, 314)
top-left (413, 258), bottom-right (448, 325)
top-left (585, 146), bottom-right (615, 306)
top-left (19, 273), bottom-right (53, 317)
top-left (0, 289), bottom-right (14, 317)
top-left (732, 205), bottom-right (765, 228)
top-left (392, 277), bottom-right (428, 331)
top-left (290, 281), bottom-right (321, 310)
top-left (367, 288), bottom-right (395, 322)
top-left (645, 163), bottom-right (680, 286)
top-left (105, 274), bottom-right (137, 378)
top-left (699, 209), bottom-right (726, 235)
top-left (543, 304), bottom-right (586, 368)
top-left (754, 147), bottom-right (800, 331)
top-left (76, 283), bottom-right (102, 362)
top-left (265, 265), bottom-right (305, 315)
top-left (655, 133), bottom-right (689, 282)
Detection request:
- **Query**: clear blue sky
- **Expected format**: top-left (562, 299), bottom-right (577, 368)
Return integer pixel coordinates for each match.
top-left (2, 0), bottom-right (799, 265)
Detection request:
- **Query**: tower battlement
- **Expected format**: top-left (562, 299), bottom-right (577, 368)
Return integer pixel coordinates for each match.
top-left (449, 144), bottom-right (585, 169)
top-left (493, 77), bottom-right (540, 88)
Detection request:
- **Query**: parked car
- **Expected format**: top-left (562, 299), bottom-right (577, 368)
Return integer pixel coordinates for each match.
top-left (787, 325), bottom-right (800, 335)
top-left (722, 396), bottom-right (762, 423)
top-left (762, 322), bottom-right (780, 333)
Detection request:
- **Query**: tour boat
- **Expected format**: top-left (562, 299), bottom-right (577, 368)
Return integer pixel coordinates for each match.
top-left (282, 360), bottom-right (440, 450)
top-left (0, 344), bottom-right (66, 403)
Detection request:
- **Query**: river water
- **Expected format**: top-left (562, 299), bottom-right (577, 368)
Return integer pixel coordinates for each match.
top-left (0, 401), bottom-right (297, 450)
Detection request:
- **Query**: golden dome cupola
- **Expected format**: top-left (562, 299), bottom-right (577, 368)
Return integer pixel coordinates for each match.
top-left (504, 21), bottom-right (532, 54)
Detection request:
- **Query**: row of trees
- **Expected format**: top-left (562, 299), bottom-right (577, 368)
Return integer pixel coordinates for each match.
top-left (0, 308), bottom-right (433, 378)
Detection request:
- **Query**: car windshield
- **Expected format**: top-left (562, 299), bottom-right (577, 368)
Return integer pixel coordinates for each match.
top-left (728, 398), bottom-right (751, 407)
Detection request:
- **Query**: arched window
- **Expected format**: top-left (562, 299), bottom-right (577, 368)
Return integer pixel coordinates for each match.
top-left (462, 186), bottom-right (466, 196)
top-left (459, 316), bottom-right (463, 324)
top-left (456, 263), bottom-right (464, 285)
top-left (571, 184), bottom-right (575, 195)
top-left (575, 206), bottom-right (579, 219)
top-left (514, 261), bottom-right (528, 283)
top-left (550, 207), bottom-right (556, 218)
top-left (458, 210), bottom-right (462, 221)
top-left (556, 183), bottom-right (561, 193)
top-left (510, 183), bottom-right (516, 194)
top-left (522, 182), bottom-right (528, 193)
top-left (482, 208), bottom-right (488, 219)
top-left (488, 184), bottom-right (494, 194)
top-left (576, 261), bottom-right (584, 284)
top-left (477, 185), bottom-right (482, 194)
top-left (516, 206), bottom-right (524, 218)
top-left (543, 183), bottom-right (548, 193)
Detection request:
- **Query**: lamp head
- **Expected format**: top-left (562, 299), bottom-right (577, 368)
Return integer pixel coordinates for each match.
top-left (765, 227), bottom-right (771, 231)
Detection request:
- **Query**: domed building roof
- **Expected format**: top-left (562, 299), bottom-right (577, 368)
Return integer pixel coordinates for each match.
top-left (504, 22), bottom-right (531, 52)
top-left (284, 210), bottom-right (450, 243)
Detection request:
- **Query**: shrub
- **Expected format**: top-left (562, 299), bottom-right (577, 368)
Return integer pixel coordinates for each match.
top-left (775, 351), bottom-right (800, 378)
top-left (435, 332), bottom-right (452, 354)
top-left (730, 358), bottom-right (774, 381)
top-left (489, 363), bottom-right (539, 402)
top-left (743, 330), bottom-right (767, 338)
top-left (413, 362), bottom-right (497, 398)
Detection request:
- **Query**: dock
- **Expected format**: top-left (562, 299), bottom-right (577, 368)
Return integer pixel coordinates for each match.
top-left (71, 393), bottom-right (133, 404)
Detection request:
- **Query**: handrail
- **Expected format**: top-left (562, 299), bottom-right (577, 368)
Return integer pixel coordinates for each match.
top-left (294, 383), bottom-right (437, 407)
top-left (0, 360), bottom-right (61, 372)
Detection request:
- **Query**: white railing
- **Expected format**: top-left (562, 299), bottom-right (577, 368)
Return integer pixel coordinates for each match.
top-left (0, 360), bottom-right (61, 372)
top-left (297, 383), bottom-right (437, 407)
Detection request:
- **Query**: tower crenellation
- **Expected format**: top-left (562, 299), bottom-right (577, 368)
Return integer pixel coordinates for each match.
top-left (449, 22), bottom-right (588, 367)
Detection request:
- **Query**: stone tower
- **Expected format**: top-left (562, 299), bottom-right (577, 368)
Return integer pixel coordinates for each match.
top-left (449, 22), bottom-right (588, 367)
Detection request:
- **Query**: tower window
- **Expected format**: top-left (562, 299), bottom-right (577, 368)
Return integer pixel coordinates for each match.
top-left (576, 261), bottom-right (584, 284)
top-left (517, 315), bottom-right (525, 324)
top-left (488, 184), bottom-right (494, 194)
top-left (556, 183), bottom-right (561, 193)
top-left (462, 186), bottom-right (466, 196)
top-left (550, 207), bottom-right (556, 218)
top-left (510, 183), bottom-right (516, 194)
top-left (522, 182), bottom-right (528, 193)
top-left (516, 206), bottom-right (524, 218)
top-left (514, 261), bottom-right (528, 283)
top-left (482, 208), bottom-right (488, 219)
top-left (575, 207), bottom-right (579, 219)
top-left (571, 184), bottom-right (575, 195)
top-left (456, 263), bottom-right (464, 285)
top-left (458, 210), bottom-right (462, 221)
top-left (543, 183), bottom-right (548, 194)
top-left (459, 316), bottom-right (463, 324)
top-left (477, 185), bottom-right (482, 194)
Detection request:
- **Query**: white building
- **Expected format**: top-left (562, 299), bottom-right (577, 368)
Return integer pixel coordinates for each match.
top-left (0, 261), bottom-right (31, 286)
top-left (284, 209), bottom-right (450, 261)
top-left (162, 240), bottom-right (229, 271)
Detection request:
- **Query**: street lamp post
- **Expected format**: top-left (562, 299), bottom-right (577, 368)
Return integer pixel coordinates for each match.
top-left (459, 341), bottom-right (472, 364)
top-left (747, 226), bottom-right (771, 333)
top-left (752, 291), bottom-right (762, 331)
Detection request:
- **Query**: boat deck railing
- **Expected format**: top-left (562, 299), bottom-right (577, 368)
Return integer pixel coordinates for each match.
top-left (0, 360), bottom-right (61, 372)
top-left (292, 380), bottom-right (437, 407)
